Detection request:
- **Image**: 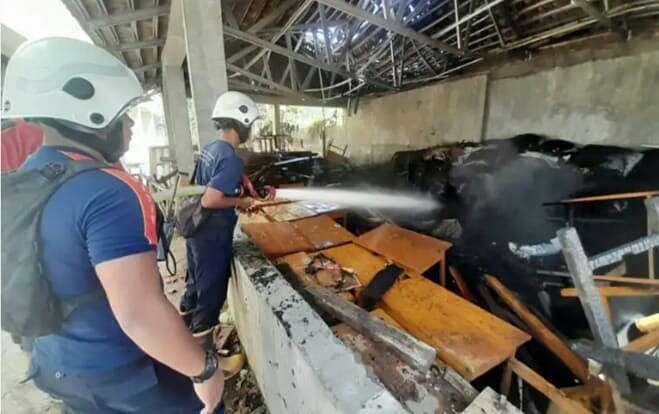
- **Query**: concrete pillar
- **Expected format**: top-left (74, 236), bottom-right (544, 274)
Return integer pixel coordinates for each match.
top-left (162, 64), bottom-right (195, 174)
top-left (182, 0), bottom-right (228, 148)
top-left (273, 104), bottom-right (282, 134)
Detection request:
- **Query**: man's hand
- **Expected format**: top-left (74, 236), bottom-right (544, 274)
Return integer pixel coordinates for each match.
top-left (262, 185), bottom-right (276, 201)
top-left (235, 196), bottom-right (255, 212)
top-left (240, 175), bottom-right (260, 199)
top-left (194, 369), bottom-right (225, 414)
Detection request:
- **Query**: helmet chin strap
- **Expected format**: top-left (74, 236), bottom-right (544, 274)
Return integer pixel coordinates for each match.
top-left (238, 124), bottom-right (251, 143)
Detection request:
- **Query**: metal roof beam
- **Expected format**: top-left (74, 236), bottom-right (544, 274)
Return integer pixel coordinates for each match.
top-left (433, 0), bottom-right (505, 39)
top-left (224, 25), bottom-right (391, 90)
top-left (87, 5), bottom-right (170, 28)
top-left (247, 0), bottom-right (301, 33)
top-left (109, 38), bottom-right (166, 51)
top-left (571, 0), bottom-right (613, 30)
top-left (227, 62), bottom-right (323, 104)
top-left (133, 63), bottom-right (161, 73)
top-left (314, 0), bottom-right (462, 56)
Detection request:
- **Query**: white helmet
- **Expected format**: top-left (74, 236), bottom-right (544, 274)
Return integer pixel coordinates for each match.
top-left (2, 37), bottom-right (143, 130)
top-left (211, 91), bottom-right (260, 128)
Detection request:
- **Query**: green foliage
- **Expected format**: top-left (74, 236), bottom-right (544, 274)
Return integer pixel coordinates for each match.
top-left (307, 112), bottom-right (338, 141)
top-left (258, 119), bottom-right (299, 136)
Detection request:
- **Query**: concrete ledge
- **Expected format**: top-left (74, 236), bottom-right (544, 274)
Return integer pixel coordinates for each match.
top-left (228, 234), bottom-right (407, 414)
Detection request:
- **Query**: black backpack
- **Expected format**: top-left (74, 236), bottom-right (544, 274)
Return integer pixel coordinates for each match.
top-left (1, 159), bottom-right (106, 338)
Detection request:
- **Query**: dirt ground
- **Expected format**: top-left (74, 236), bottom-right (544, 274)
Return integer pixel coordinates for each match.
top-left (1, 236), bottom-right (267, 414)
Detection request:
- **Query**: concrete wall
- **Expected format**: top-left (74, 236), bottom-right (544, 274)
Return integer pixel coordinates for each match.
top-left (328, 48), bottom-right (659, 165)
top-left (327, 75), bottom-right (488, 164)
top-left (228, 235), bottom-right (407, 414)
top-left (485, 50), bottom-right (659, 146)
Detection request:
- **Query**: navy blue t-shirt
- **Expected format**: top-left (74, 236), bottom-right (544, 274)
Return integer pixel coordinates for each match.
top-left (196, 140), bottom-right (244, 222)
top-left (23, 147), bottom-right (158, 374)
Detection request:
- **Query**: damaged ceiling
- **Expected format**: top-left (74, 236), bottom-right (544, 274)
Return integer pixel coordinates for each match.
top-left (63, 0), bottom-right (659, 101)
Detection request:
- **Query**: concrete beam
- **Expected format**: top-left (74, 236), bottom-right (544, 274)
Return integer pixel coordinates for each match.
top-left (86, 5), bottom-right (170, 28)
top-left (273, 103), bottom-right (282, 134)
top-left (162, 0), bottom-right (186, 66)
top-left (182, 0), bottom-right (229, 148)
top-left (315, 0), bottom-right (462, 56)
top-left (162, 64), bottom-right (195, 174)
top-left (109, 38), bottom-right (165, 51)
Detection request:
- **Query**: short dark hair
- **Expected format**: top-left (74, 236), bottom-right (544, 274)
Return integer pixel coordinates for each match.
top-left (213, 118), bottom-right (242, 131)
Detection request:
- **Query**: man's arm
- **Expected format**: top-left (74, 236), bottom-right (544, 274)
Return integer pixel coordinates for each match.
top-left (96, 251), bottom-right (225, 413)
top-left (96, 251), bottom-right (204, 376)
top-left (201, 186), bottom-right (253, 210)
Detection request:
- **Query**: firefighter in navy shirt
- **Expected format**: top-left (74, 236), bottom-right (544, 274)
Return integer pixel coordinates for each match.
top-left (180, 92), bottom-right (265, 344)
top-left (2, 37), bottom-right (224, 413)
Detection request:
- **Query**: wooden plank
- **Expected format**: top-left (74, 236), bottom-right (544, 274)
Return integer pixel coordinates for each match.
top-left (623, 329), bottom-right (659, 352)
top-left (635, 313), bottom-right (659, 333)
top-left (449, 266), bottom-right (476, 302)
top-left (560, 383), bottom-right (602, 412)
top-left (381, 276), bottom-right (531, 381)
top-left (239, 211), bottom-right (271, 225)
top-left (252, 197), bottom-right (291, 208)
top-left (276, 252), bottom-right (314, 285)
top-left (500, 359), bottom-right (514, 397)
top-left (462, 387), bottom-right (523, 414)
top-left (291, 215), bottom-right (354, 250)
top-left (320, 243), bottom-right (389, 285)
top-left (508, 358), bottom-right (591, 414)
top-left (370, 308), bottom-right (405, 331)
top-left (561, 286), bottom-right (659, 297)
top-left (483, 276), bottom-right (594, 384)
top-left (261, 202), bottom-right (317, 222)
top-left (261, 200), bottom-right (344, 222)
top-left (304, 284), bottom-right (437, 371)
top-left (370, 307), bottom-right (480, 403)
top-left (561, 190), bottom-right (659, 204)
top-left (355, 223), bottom-right (452, 274)
top-left (591, 275), bottom-right (659, 286)
top-left (241, 222), bottom-right (314, 257)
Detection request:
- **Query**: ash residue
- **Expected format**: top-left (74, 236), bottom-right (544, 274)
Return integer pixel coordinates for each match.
top-left (250, 268), bottom-right (280, 288)
top-left (224, 365), bottom-right (269, 414)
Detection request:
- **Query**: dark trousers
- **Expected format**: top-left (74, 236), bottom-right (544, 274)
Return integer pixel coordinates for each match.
top-left (181, 217), bottom-right (236, 333)
top-left (30, 357), bottom-right (223, 413)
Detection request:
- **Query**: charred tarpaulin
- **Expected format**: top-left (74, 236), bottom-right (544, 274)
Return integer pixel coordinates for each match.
top-left (386, 134), bottom-right (657, 287)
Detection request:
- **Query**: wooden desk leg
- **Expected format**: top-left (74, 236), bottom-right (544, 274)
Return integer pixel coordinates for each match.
top-left (440, 254), bottom-right (446, 287)
top-left (501, 359), bottom-right (514, 397)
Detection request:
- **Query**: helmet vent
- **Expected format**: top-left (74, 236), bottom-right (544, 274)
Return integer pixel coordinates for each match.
top-left (239, 105), bottom-right (248, 114)
top-left (244, 118), bottom-right (249, 124)
top-left (90, 113), bottom-right (105, 125)
top-left (63, 77), bottom-right (95, 100)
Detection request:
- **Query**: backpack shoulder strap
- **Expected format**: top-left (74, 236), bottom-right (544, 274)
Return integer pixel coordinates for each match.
top-left (61, 290), bottom-right (106, 319)
top-left (45, 157), bottom-right (110, 317)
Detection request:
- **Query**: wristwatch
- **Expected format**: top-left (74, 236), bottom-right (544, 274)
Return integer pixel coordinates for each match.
top-left (191, 349), bottom-right (219, 383)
